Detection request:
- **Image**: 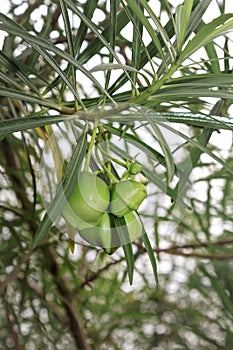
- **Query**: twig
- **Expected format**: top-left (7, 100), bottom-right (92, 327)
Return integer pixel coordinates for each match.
top-left (136, 237), bottom-right (233, 260)
top-left (79, 257), bottom-right (124, 289)
top-left (27, 279), bottom-right (69, 325)
top-left (43, 247), bottom-right (91, 350)
top-left (4, 303), bottom-right (23, 350)
top-left (0, 251), bottom-right (33, 297)
top-left (159, 238), bottom-right (233, 251)
top-left (160, 250), bottom-right (233, 260)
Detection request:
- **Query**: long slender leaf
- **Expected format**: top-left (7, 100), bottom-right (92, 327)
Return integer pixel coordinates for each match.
top-left (149, 86), bottom-right (233, 102)
top-left (63, 0), bottom-right (135, 88)
top-left (130, 0), bottom-right (143, 90)
top-left (124, 0), bottom-right (167, 68)
top-left (179, 14), bottom-right (233, 62)
top-left (113, 216), bottom-right (134, 285)
top-left (0, 51), bottom-right (41, 96)
top-left (74, 0), bottom-right (98, 57)
top-left (32, 129), bottom-right (87, 248)
top-left (59, 0), bottom-right (76, 95)
top-left (142, 230), bottom-right (158, 285)
top-left (104, 110), bottom-right (233, 130)
top-left (166, 73), bottom-right (233, 87)
top-left (204, 42), bottom-right (221, 73)
top-left (0, 114), bottom-right (73, 137)
top-left (139, 0), bottom-right (175, 61)
top-left (157, 0), bottom-right (212, 77)
top-left (155, 119), bottom-right (233, 176)
top-left (175, 0), bottom-right (194, 52)
top-left (144, 114), bottom-right (175, 183)
top-left (104, 0), bottom-right (118, 91)
top-left (173, 99), bottom-right (225, 198)
top-left (0, 14), bottom-right (115, 103)
top-left (0, 87), bottom-right (59, 110)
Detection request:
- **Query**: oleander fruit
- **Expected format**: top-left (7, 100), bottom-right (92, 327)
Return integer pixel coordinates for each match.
top-left (110, 180), bottom-right (147, 217)
top-left (79, 212), bottom-right (114, 249)
top-left (124, 211), bottom-right (142, 242)
top-left (62, 171), bottom-right (110, 228)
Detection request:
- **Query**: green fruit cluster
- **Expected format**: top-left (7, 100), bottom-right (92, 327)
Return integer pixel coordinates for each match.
top-left (62, 171), bottom-right (147, 253)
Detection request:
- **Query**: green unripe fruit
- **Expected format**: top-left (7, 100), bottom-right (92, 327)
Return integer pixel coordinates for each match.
top-left (124, 211), bottom-right (142, 242)
top-left (110, 180), bottom-right (147, 217)
top-left (62, 204), bottom-right (98, 230)
top-left (79, 211), bottom-right (142, 251)
top-left (62, 171), bottom-right (110, 228)
top-left (79, 212), bottom-right (113, 249)
top-left (117, 211), bottom-right (142, 246)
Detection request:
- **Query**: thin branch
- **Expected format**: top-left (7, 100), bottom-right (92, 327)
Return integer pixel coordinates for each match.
top-left (136, 237), bottom-right (233, 260)
top-left (159, 238), bottom-right (233, 251)
top-left (4, 303), bottom-right (23, 350)
top-left (160, 250), bottom-right (233, 260)
top-left (0, 251), bottom-right (33, 297)
top-left (27, 279), bottom-right (69, 325)
top-left (79, 257), bottom-right (124, 289)
top-left (43, 246), bottom-right (91, 350)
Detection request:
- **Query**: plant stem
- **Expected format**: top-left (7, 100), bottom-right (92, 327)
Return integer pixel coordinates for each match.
top-left (131, 60), bottom-right (179, 104)
top-left (83, 121), bottom-right (98, 171)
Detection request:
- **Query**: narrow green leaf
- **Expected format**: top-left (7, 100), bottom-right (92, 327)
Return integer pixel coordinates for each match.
top-left (60, 0), bottom-right (75, 57)
top-left (224, 38), bottom-right (230, 73)
top-left (0, 87), bottom-right (59, 110)
top-left (108, 6), bottom-right (175, 95)
top-left (204, 42), bottom-right (220, 73)
top-left (124, 0), bottom-right (168, 68)
top-left (104, 0), bottom-right (118, 91)
top-left (113, 216), bottom-right (134, 285)
top-left (59, 0), bottom-right (76, 93)
top-left (175, 0), bottom-right (194, 52)
top-left (142, 230), bottom-right (158, 285)
top-left (185, 0), bottom-right (212, 37)
top-left (0, 51), bottom-right (41, 96)
top-left (74, 0), bottom-right (98, 57)
top-left (155, 120), bottom-right (233, 176)
top-left (128, 0), bottom-right (143, 92)
top-left (0, 113), bottom-right (78, 137)
top-left (199, 265), bottom-right (233, 316)
top-left (139, 0), bottom-right (175, 61)
top-left (149, 86), bottom-right (233, 102)
top-left (0, 14), bottom-right (115, 103)
top-left (145, 114), bottom-right (175, 183)
top-left (63, 0), bottom-right (134, 87)
top-left (90, 63), bottom-right (138, 73)
top-left (27, 5), bottom-right (53, 70)
top-left (173, 99), bottom-right (225, 200)
top-left (167, 73), bottom-right (233, 88)
top-left (108, 0), bottom-right (211, 95)
top-left (0, 70), bottom-right (23, 90)
top-left (77, 5), bottom-right (129, 65)
top-left (0, 23), bottom-right (82, 104)
top-left (45, 0), bottom-right (98, 97)
top-left (32, 129), bottom-right (87, 249)
top-left (179, 14), bottom-right (233, 62)
top-left (100, 107), bottom-right (233, 131)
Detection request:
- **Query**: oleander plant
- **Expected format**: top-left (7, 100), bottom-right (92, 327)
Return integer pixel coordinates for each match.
top-left (1, 1), bottom-right (233, 349)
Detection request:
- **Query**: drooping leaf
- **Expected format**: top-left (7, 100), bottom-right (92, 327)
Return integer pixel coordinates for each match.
top-left (32, 128), bottom-right (87, 248)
